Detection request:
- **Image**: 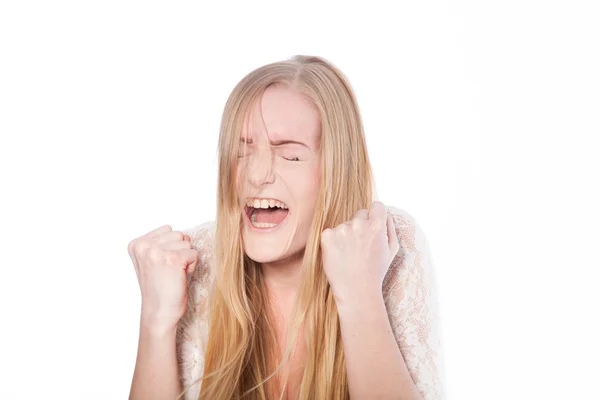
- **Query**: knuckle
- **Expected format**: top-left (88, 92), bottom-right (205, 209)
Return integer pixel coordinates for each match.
top-left (369, 220), bottom-right (381, 231)
top-left (127, 239), bottom-right (137, 255)
top-left (173, 231), bottom-right (184, 241)
top-left (136, 240), bottom-right (151, 255)
top-left (132, 240), bottom-right (151, 257)
top-left (164, 251), bottom-right (181, 266)
top-left (146, 245), bottom-right (161, 261)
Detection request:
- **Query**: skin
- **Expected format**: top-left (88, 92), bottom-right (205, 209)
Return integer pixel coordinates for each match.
top-left (236, 84), bottom-right (321, 296)
top-left (321, 203), bottom-right (422, 399)
top-left (235, 85), bottom-right (421, 399)
top-left (236, 84), bottom-right (321, 396)
top-left (129, 84), bottom-right (421, 400)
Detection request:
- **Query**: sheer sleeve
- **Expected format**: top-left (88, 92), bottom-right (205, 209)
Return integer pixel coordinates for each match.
top-left (176, 221), bottom-right (216, 400)
top-left (383, 207), bottom-right (445, 400)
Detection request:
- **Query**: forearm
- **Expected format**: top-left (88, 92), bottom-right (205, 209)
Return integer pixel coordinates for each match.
top-left (336, 291), bottom-right (422, 400)
top-left (129, 317), bottom-right (182, 400)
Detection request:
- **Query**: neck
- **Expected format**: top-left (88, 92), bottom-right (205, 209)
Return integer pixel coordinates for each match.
top-left (261, 249), bottom-right (304, 304)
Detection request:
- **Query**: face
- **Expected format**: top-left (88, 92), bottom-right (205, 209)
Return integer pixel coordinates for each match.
top-left (236, 85), bottom-right (321, 265)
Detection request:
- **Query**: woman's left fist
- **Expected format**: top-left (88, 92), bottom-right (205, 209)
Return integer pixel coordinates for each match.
top-left (320, 201), bottom-right (400, 303)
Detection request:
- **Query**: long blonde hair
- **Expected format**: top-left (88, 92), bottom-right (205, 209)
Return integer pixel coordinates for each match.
top-left (182, 55), bottom-right (373, 399)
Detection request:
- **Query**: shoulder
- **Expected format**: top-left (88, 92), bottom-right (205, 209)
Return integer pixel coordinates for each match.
top-left (385, 205), bottom-right (431, 254)
top-left (182, 220), bottom-right (217, 249)
top-left (176, 220), bottom-right (216, 396)
top-left (181, 220), bottom-right (217, 273)
top-left (180, 220), bottom-right (217, 307)
top-left (382, 204), bottom-right (435, 291)
top-left (386, 205), bottom-right (422, 232)
top-left (383, 206), bottom-right (445, 398)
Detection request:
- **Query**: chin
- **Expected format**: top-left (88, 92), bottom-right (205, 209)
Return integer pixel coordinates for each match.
top-left (242, 236), bottom-right (302, 264)
top-left (243, 249), bottom-right (282, 264)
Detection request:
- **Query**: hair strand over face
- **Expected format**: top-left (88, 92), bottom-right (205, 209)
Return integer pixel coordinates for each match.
top-left (177, 55), bottom-right (373, 400)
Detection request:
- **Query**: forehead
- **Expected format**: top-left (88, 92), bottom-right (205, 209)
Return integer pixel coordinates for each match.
top-left (242, 86), bottom-right (321, 147)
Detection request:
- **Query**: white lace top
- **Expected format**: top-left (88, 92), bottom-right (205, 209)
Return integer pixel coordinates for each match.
top-left (176, 206), bottom-right (445, 399)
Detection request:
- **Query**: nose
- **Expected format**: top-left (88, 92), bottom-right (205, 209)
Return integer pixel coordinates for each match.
top-left (246, 147), bottom-right (275, 188)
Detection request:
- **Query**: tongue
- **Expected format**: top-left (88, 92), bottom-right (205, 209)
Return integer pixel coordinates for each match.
top-left (253, 208), bottom-right (288, 224)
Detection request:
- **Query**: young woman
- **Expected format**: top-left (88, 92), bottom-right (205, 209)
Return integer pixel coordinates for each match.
top-left (129, 55), bottom-right (444, 400)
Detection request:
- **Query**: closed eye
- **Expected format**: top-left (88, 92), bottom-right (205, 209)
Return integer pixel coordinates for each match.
top-left (283, 156), bottom-right (300, 161)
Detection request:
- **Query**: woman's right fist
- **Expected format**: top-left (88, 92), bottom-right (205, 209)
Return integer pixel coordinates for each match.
top-left (128, 224), bottom-right (199, 330)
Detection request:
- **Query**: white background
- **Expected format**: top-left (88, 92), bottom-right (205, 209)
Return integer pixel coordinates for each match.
top-left (1, 1), bottom-right (598, 399)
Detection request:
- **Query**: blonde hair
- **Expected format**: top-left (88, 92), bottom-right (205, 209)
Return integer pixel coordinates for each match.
top-left (180, 55), bottom-right (373, 399)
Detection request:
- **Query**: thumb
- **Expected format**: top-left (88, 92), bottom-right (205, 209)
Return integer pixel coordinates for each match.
top-left (186, 258), bottom-right (198, 274)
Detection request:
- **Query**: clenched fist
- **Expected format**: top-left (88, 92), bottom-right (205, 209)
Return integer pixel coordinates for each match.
top-left (320, 201), bottom-right (400, 305)
top-left (128, 224), bottom-right (199, 331)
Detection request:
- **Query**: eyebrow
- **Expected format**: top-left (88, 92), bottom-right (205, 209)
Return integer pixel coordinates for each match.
top-left (240, 137), bottom-right (309, 148)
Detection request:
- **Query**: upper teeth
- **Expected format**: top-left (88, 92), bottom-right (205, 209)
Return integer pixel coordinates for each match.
top-left (245, 198), bottom-right (288, 209)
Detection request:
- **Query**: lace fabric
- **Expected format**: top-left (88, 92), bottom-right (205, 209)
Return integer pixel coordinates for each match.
top-left (176, 221), bottom-right (216, 400)
top-left (175, 207), bottom-right (444, 399)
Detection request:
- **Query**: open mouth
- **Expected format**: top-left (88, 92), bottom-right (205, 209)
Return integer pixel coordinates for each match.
top-left (244, 198), bottom-right (290, 229)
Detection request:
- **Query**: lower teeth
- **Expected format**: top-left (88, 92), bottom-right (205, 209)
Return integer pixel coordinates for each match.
top-left (252, 221), bottom-right (278, 228)
top-left (250, 214), bottom-right (279, 228)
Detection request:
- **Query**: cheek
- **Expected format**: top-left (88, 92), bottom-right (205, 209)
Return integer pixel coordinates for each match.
top-left (292, 167), bottom-right (320, 217)
top-left (235, 164), bottom-right (246, 193)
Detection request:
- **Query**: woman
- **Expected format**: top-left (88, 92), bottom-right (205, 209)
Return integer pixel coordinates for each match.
top-left (129, 55), bottom-right (444, 399)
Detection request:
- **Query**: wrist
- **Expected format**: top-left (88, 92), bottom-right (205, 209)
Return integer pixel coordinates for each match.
top-left (140, 317), bottom-right (178, 338)
top-left (140, 308), bottom-right (180, 337)
top-left (331, 285), bottom-right (384, 313)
